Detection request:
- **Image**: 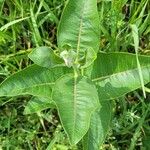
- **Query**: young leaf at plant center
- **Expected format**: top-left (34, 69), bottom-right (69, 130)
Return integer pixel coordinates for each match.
top-left (28, 46), bottom-right (64, 68)
top-left (60, 49), bottom-right (77, 68)
top-left (52, 74), bottom-right (100, 145)
top-left (83, 100), bottom-right (113, 150)
top-left (57, 0), bottom-right (100, 54)
top-left (91, 52), bottom-right (150, 100)
top-left (24, 96), bottom-right (56, 115)
top-left (0, 65), bottom-right (71, 98)
top-left (80, 47), bottom-right (97, 69)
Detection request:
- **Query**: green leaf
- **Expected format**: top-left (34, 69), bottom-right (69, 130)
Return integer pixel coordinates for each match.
top-left (28, 46), bottom-right (63, 68)
top-left (92, 52), bottom-right (150, 100)
top-left (57, 0), bottom-right (100, 53)
top-left (24, 96), bottom-right (56, 115)
top-left (52, 74), bottom-right (100, 145)
top-left (81, 47), bottom-right (97, 69)
top-left (60, 49), bottom-right (77, 68)
top-left (83, 101), bottom-right (113, 150)
top-left (0, 65), bottom-right (70, 98)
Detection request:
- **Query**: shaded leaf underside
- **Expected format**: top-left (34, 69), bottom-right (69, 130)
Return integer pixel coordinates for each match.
top-left (83, 100), bottom-right (113, 150)
top-left (24, 96), bottom-right (55, 115)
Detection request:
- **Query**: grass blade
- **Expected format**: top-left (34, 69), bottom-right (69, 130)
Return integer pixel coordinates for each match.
top-left (131, 24), bottom-right (146, 98)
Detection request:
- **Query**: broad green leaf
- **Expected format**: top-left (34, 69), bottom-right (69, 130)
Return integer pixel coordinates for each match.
top-left (24, 96), bottom-right (56, 115)
top-left (0, 65), bottom-right (70, 98)
top-left (28, 46), bottom-right (63, 68)
top-left (57, 0), bottom-right (100, 53)
top-left (83, 101), bottom-right (113, 150)
top-left (91, 52), bottom-right (150, 100)
top-left (52, 74), bottom-right (100, 145)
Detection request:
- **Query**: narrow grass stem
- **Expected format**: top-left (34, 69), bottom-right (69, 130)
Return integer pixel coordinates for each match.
top-left (129, 109), bottom-right (148, 150)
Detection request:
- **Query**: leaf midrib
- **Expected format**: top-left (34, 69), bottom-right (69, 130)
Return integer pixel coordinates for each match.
top-left (73, 75), bottom-right (77, 141)
top-left (72, 0), bottom-right (86, 141)
top-left (92, 64), bottom-right (150, 82)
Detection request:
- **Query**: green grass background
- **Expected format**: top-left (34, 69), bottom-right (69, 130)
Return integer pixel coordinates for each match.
top-left (0, 0), bottom-right (150, 149)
